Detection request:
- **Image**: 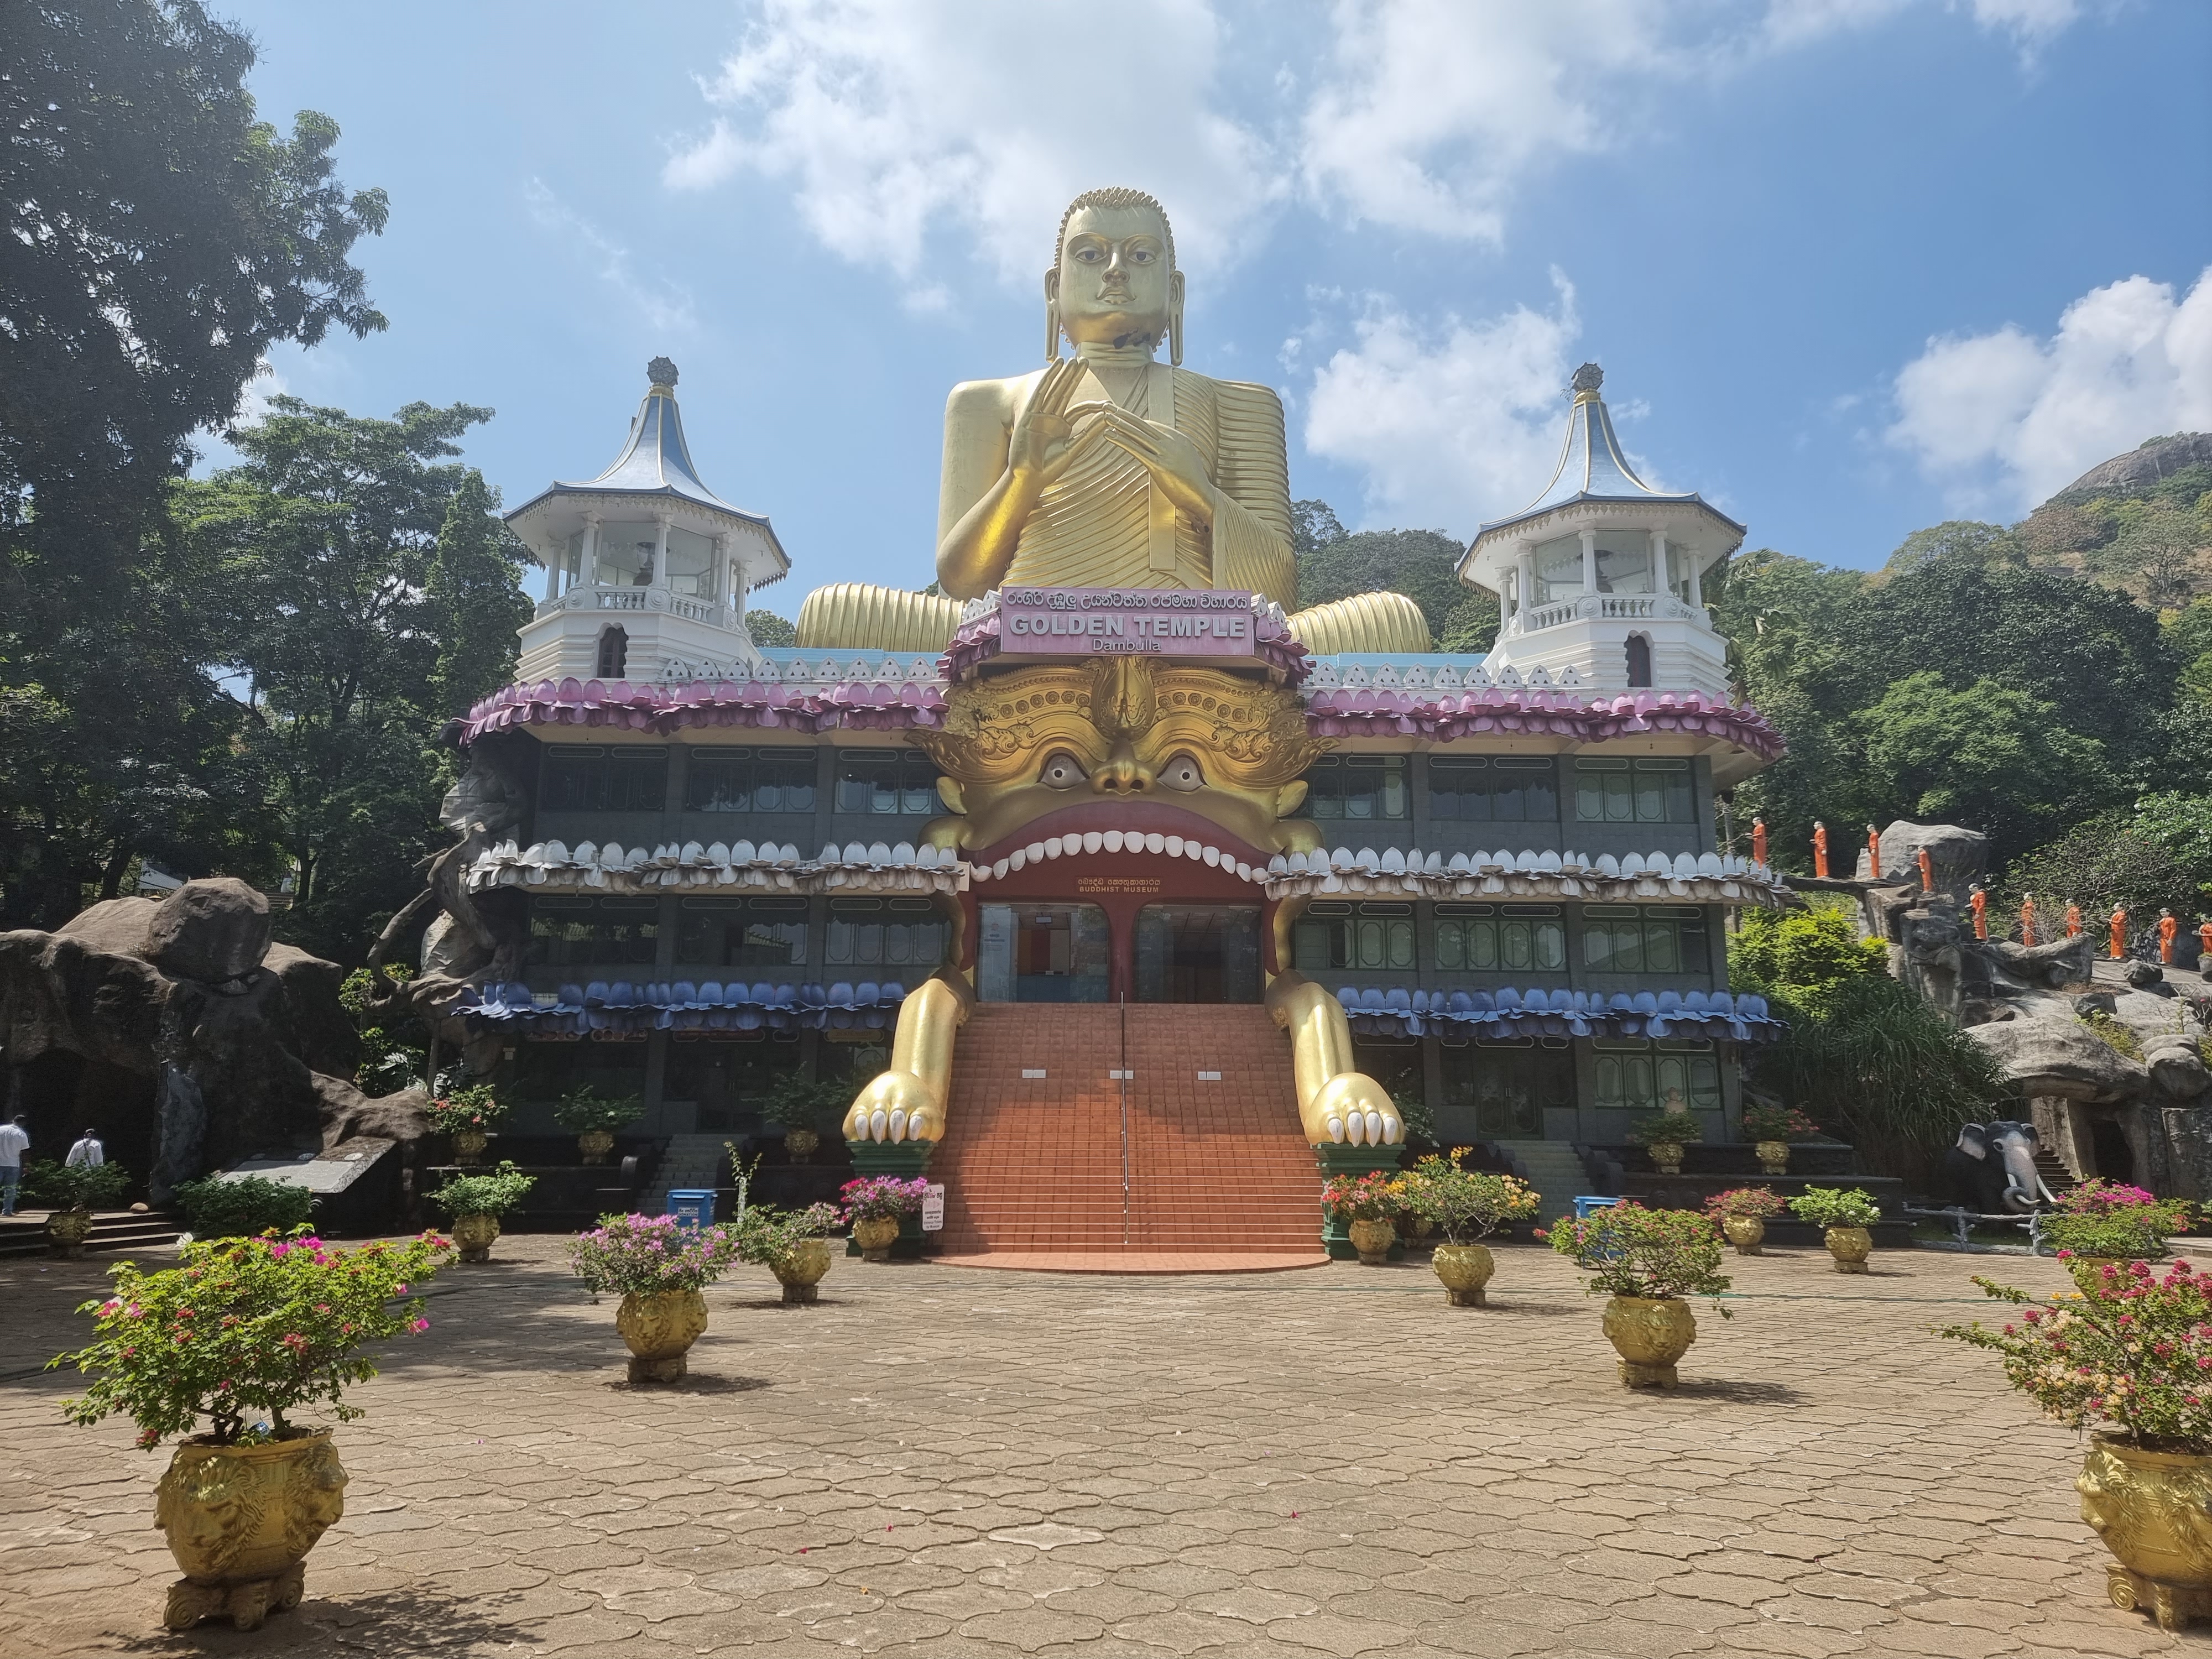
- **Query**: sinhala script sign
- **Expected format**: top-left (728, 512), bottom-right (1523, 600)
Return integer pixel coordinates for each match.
top-left (999, 587), bottom-right (1256, 659)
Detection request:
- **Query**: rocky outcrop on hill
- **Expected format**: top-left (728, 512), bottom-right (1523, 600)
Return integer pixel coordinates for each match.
top-left (2052, 432), bottom-right (2212, 501)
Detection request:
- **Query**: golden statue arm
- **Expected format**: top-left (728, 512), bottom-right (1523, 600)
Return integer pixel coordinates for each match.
top-left (843, 971), bottom-right (972, 1144)
top-left (1287, 592), bottom-right (1433, 655)
top-left (1265, 972), bottom-right (1404, 1148)
top-left (795, 583), bottom-right (965, 653)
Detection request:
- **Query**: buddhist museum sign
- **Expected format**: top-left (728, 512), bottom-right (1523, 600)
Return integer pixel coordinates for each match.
top-left (999, 586), bottom-right (1258, 659)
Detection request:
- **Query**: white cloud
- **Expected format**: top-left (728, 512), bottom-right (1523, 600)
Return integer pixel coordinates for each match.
top-left (523, 180), bottom-right (696, 333)
top-left (662, 0), bottom-right (1275, 292)
top-left (1886, 268), bottom-right (2212, 514)
top-left (1302, 274), bottom-right (1585, 535)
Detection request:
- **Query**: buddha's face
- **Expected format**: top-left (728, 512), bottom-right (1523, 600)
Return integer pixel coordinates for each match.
top-left (1050, 205), bottom-right (1179, 352)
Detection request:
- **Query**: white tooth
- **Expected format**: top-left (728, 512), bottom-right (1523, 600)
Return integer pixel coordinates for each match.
top-left (1165, 836), bottom-right (1185, 858)
top-left (1202, 844), bottom-right (1221, 867)
top-left (1024, 842), bottom-right (1045, 864)
top-left (1183, 839), bottom-right (1204, 859)
top-left (1082, 831), bottom-right (1104, 855)
top-left (1044, 836), bottom-right (1065, 858)
top-left (1102, 830), bottom-right (1125, 853)
top-left (993, 857), bottom-right (1010, 878)
top-left (1144, 832), bottom-right (1166, 855)
top-left (1235, 862), bottom-right (1254, 881)
top-left (1008, 847), bottom-right (1027, 870)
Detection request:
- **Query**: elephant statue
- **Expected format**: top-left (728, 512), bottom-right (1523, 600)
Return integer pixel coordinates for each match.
top-left (1942, 1120), bottom-right (2049, 1214)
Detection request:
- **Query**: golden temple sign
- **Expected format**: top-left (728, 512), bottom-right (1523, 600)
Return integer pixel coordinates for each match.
top-left (1000, 586), bottom-right (1256, 659)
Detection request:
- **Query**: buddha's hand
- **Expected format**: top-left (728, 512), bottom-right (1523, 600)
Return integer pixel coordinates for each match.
top-left (1007, 357), bottom-right (1091, 491)
top-left (1072, 401), bottom-right (1218, 524)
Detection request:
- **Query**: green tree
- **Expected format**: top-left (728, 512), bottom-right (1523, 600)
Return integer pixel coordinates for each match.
top-left (746, 610), bottom-right (798, 648)
top-left (2005, 804), bottom-right (2212, 924)
top-left (427, 473), bottom-right (534, 721)
top-left (0, 2), bottom-right (385, 926)
top-left (1877, 520), bottom-right (2022, 580)
top-left (1289, 503), bottom-right (1498, 651)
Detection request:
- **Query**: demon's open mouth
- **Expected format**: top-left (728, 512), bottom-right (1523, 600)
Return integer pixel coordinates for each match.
top-left (966, 799), bottom-right (1271, 883)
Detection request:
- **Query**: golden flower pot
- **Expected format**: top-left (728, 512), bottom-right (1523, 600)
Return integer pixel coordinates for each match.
top-left (46, 1206), bottom-right (93, 1259)
top-left (616, 1288), bottom-right (708, 1384)
top-left (577, 1129), bottom-right (615, 1165)
top-left (1721, 1215), bottom-right (1766, 1256)
top-left (1601, 1295), bottom-right (1697, 1389)
top-left (2080, 1433), bottom-right (2212, 1630)
top-left (155, 1431), bottom-right (346, 1631)
top-left (851, 1215), bottom-right (901, 1262)
top-left (1825, 1225), bottom-right (1872, 1274)
top-left (783, 1128), bottom-right (820, 1162)
top-left (1755, 1140), bottom-right (1790, 1176)
top-left (772, 1238), bottom-right (833, 1304)
top-left (2068, 1256), bottom-right (2139, 1292)
top-left (1647, 1141), bottom-right (1685, 1176)
top-left (451, 1128), bottom-right (488, 1166)
top-left (1347, 1217), bottom-right (1396, 1265)
top-left (450, 1212), bottom-right (500, 1264)
top-left (1431, 1242), bottom-right (1494, 1306)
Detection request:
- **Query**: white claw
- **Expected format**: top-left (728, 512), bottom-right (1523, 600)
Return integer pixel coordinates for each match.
top-left (869, 1108), bottom-right (889, 1141)
top-left (888, 1108), bottom-right (908, 1142)
top-left (1328, 1117), bottom-right (1347, 1144)
top-left (1381, 1114), bottom-right (1402, 1145)
top-left (1363, 1110), bottom-right (1383, 1144)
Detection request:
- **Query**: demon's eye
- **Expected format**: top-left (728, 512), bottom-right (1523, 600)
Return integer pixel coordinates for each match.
top-left (1158, 753), bottom-right (1204, 792)
top-left (1040, 752), bottom-right (1087, 790)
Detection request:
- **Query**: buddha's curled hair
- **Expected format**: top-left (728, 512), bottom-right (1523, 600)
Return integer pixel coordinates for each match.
top-left (1054, 187), bottom-right (1176, 272)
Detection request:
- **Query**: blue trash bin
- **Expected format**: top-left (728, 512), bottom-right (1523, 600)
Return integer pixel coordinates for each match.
top-left (1572, 1196), bottom-right (1621, 1220)
top-left (666, 1188), bottom-right (717, 1229)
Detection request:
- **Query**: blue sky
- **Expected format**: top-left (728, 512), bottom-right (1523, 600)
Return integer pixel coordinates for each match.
top-left (213, 1), bottom-right (2211, 616)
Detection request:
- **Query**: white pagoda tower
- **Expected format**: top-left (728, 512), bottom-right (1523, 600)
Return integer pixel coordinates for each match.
top-left (504, 357), bottom-right (790, 685)
top-left (1462, 364), bottom-right (1742, 697)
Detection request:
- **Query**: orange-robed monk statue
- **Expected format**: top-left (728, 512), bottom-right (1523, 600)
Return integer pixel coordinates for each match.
top-left (2161, 909), bottom-right (2180, 964)
top-left (1751, 816), bottom-right (1768, 868)
top-left (2020, 893), bottom-right (2037, 948)
top-left (1812, 820), bottom-right (1829, 880)
top-left (2110, 905), bottom-right (2128, 961)
top-left (1865, 823), bottom-right (1881, 880)
top-left (2066, 901), bottom-right (2083, 940)
top-left (1969, 885), bottom-right (1989, 941)
top-left (1917, 847), bottom-right (1934, 894)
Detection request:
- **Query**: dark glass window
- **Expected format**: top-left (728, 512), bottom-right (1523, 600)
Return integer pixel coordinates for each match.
top-left (675, 897), bottom-right (810, 968)
top-left (539, 745), bottom-right (667, 814)
top-left (686, 747), bottom-right (817, 813)
top-left (508, 1041), bottom-right (649, 1108)
top-left (1300, 755), bottom-right (1408, 821)
top-left (1427, 756), bottom-right (1558, 822)
top-left (527, 897), bottom-right (660, 967)
top-left (834, 749), bottom-right (940, 816)
top-left (1432, 903), bottom-right (1567, 973)
top-left (1580, 905), bottom-right (1709, 974)
top-left (1594, 1041), bottom-right (1722, 1114)
top-left (664, 1036), bottom-right (804, 1133)
top-left (1292, 902), bottom-right (1416, 973)
top-left (977, 904), bottom-right (1110, 1003)
top-left (825, 898), bottom-right (947, 971)
top-left (1439, 1040), bottom-right (1575, 1138)
top-left (1572, 758), bottom-right (1694, 825)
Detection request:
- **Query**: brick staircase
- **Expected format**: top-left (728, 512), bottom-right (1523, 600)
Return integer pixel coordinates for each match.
top-left (931, 1004), bottom-right (1322, 1258)
top-left (0, 1208), bottom-right (184, 1259)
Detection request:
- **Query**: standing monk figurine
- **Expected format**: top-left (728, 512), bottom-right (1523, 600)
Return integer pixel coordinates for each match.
top-left (1969, 885), bottom-right (1989, 941)
top-left (1865, 823), bottom-right (1882, 881)
top-left (2198, 917), bottom-right (2212, 964)
top-left (2160, 908), bottom-right (2180, 965)
top-left (1751, 816), bottom-right (1768, 868)
top-left (1916, 847), bottom-right (1935, 894)
top-left (1812, 820), bottom-right (1829, 880)
top-left (2066, 901), bottom-right (2083, 940)
top-left (2020, 893), bottom-right (2037, 948)
top-left (2110, 905), bottom-right (2128, 961)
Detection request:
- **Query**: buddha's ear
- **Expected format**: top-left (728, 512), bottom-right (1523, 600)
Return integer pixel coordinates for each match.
top-left (1275, 780), bottom-right (1307, 816)
top-left (1043, 267), bottom-right (1061, 363)
top-left (1168, 270), bottom-right (1185, 367)
top-left (936, 777), bottom-right (965, 813)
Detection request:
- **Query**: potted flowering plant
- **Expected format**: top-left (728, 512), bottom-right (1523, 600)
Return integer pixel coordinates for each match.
top-left (2044, 1181), bottom-right (2193, 1285)
top-left (21, 1159), bottom-right (132, 1256)
top-left (1704, 1186), bottom-right (1788, 1255)
top-left (425, 1083), bottom-right (505, 1165)
top-left (761, 1074), bottom-right (850, 1162)
top-left (427, 1162), bottom-right (537, 1262)
top-left (48, 1228), bottom-right (449, 1631)
top-left (568, 1213), bottom-right (742, 1383)
top-left (1544, 1201), bottom-right (1732, 1388)
top-left (552, 1085), bottom-right (645, 1165)
top-left (1402, 1151), bottom-right (1539, 1305)
top-left (1321, 1171), bottom-right (1406, 1265)
top-left (1940, 1260), bottom-right (2212, 1630)
top-left (1790, 1186), bottom-right (1882, 1273)
top-left (737, 1202), bottom-right (843, 1303)
top-left (841, 1176), bottom-right (927, 1261)
top-left (1630, 1097), bottom-right (1704, 1175)
top-left (1740, 1102), bottom-right (1821, 1175)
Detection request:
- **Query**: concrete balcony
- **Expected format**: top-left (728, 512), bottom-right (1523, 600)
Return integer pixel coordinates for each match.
top-left (517, 583), bottom-right (763, 686)
top-left (1487, 594), bottom-right (1728, 700)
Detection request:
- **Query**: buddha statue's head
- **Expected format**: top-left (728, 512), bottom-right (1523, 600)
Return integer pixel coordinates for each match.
top-left (917, 659), bottom-right (1326, 862)
top-left (1046, 186), bottom-right (1183, 365)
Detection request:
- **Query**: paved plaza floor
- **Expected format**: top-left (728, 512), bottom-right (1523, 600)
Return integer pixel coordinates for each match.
top-left (2, 1235), bottom-right (2199, 1657)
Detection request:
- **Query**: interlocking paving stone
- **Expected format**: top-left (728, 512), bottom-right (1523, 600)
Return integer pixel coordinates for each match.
top-left (1, 1237), bottom-right (2198, 1655)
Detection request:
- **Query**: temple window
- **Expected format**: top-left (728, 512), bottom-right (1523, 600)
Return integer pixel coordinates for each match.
top-left (826, 898), bottom-right (947, 971)
top-left (1593, 540), bottom-right (1654, 594)
top-left (1533, 538), bottom-right (1583, 603)
top-left (1594, 1040), bottom-right (1722, 1115)
top-left (507, 1041), bottom-right (649, 1111)
top-left (675, 896), bottom-right (810, 967)
top-left (596, 625), bottom-right (629, 678)
top-left (1625, 632), bottom-right (1653, 687)
top-left (1299, 755), bottom-right (1408, 821)
top-left (664, 1035), bottom-right (803, 1134)
top-left (1432, 903), bottom-right (1567, 973)
top-left (685, 747), bottom-right (818, 813)
top-left (977, 904), bottom-right (1111, 1003)
top-left (1293, 901), bottom-right (1414, 972)
top-left (835, 749), bottom-right (941, 815)
top-left (1580, 905), bottom-right (1708, 974)
top-left (1572, 758), bottom-right (1693, 824)
top-left (539, 744), bottom-right (667, 813)
top-left (526, 896), bottom-right (660, 967)
top-left (1427, 756), bottom-right (1558, 822)
top-left (663, 526), bottom-right (717, 597)
top-left (594, 521), bottom-right (659, 586)
top-left (1439, 1039), bottom-right (1574, 1138)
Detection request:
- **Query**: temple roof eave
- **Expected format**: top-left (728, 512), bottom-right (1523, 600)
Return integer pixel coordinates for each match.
top-left (502, 486), bottom-right (793, 585)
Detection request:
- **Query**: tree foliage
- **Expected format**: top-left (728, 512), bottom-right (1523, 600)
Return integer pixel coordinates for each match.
top-left (1290, 500), bottom-right (1498, 651)
top-left (746, 609), bottom-right (797, 648)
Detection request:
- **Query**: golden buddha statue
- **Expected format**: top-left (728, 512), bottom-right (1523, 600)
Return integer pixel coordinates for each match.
top-left (796, 187), bottom-right (1429, 657)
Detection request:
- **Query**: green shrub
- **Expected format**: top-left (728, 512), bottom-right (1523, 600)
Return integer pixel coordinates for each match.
top-left (20, 1160), bottom-right (131, 1211)
top-left (734, 1202), bottom-right (841, 1269)
top-left (759, 1073), bottom-right (854, 1131)
top-left (1730, 904), bottom-right (1888, 1004)
top-left (1790, 1186), bottom-right (1881, 1229)
top-left (1543, 1202), bottom-right (1733, 1309)
top-left (552, 1085), bottom-right (646, 1134)
top-left (1402, 1154), bottom-right (1540, 1243)
top-left (2043, 1213), bottom-right (2166, 1261)
top-left (2077, 1011), bottom-right (2143, 1060)
top-left (175, 1175), bottom-right (315, 1239)
top-left (427, 1161), bottom-right (536, 1219)
top-left (424, 1083), bottom-right (506, 1134)
top-left (1629, 1110), bottom-right (1703, 1146)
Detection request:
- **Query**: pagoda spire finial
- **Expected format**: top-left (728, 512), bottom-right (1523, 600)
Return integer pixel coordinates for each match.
top-left (1571, 361), bottom-right (1603, 403)
top-left (646, 356), bottom-right (679, 392)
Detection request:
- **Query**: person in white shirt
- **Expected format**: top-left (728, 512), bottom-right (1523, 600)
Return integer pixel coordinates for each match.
top-left (0, 1114), bottom-right (28, 1216)
top-left (66, 1130), bottom-right (105, 1169)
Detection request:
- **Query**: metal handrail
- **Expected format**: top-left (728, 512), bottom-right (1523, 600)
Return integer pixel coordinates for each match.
top-left (1905, 1203), bottom-right (2049, 1252)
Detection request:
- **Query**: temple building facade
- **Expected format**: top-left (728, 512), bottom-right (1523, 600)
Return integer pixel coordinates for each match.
top-left (447, 189), bottom-right (1785, 1254)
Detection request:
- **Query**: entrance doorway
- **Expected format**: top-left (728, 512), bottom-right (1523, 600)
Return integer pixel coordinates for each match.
top-left (1133, 905), bottom-right (1261, 1003)
top-left (977, 903), bottom-right (1111, 1003)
